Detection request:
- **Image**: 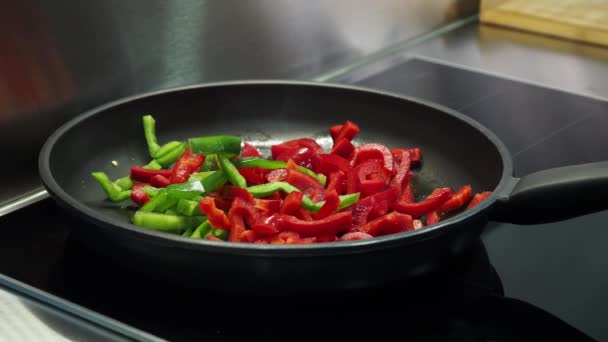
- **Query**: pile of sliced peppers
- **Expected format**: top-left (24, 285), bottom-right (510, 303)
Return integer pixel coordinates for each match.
top-left (91, 115), bottom-right (492, 243)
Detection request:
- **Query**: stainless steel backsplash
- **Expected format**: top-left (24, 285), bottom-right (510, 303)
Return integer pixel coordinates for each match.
top-left (0, 0), bottom-right (478, 207)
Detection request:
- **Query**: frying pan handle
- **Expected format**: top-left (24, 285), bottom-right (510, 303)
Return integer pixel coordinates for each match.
top-left (491, 161), bottom-right (608, 224)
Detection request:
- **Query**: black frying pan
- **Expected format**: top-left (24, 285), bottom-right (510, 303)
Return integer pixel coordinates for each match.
top-left (39, 81), bottom-right (608, 291)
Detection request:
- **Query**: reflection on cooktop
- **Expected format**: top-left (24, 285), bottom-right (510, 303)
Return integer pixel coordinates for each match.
top-left (342, 58), bottom-right (608, 177)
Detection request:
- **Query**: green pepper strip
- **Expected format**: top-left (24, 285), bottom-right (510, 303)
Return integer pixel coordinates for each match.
top-left (143, 160), bottom-right (163, 170)
top-left (164, 209), bottom-right (179, 215)
top-left (142, 115), bottom-right (161, 157)
top-left (142, 185), bottom-right (160, 198)
top-left (246, 182), bottom-right (360, 213)
top-left (154, 141), bottom-right (185, 159)
top-left (139, 191), bottom-right (169, 212)
top-left (155, 142), bottom-right (187, 168)
top-left (218, 155), bottom-right (246, 188)
top-left (210, 228), bottom-right (229, 240)
top-left (201, 169), bottom-right (228, 193)
top-left (189, 135), bottom-right (241, 157)
top-left (181, 226), bottom-right (195, 237)
top-left (191, 220), bottom-right (212, 239)
top-left (165, 180), bottom-right (205, 200)
top-left (132, 211), bottom-right (204, 234)
top-left (188, 171), bottom-right (215, 182)
top-left (91, 172), bottom-right (131, 202)
top-left (200, 154), bottom-right (217, 171)
top-left (176, 199), bottom-right (203, 216)
top-left (113, 176), bottom-right (134, 190)
top-left (234, 158), bottom-right (326, 185)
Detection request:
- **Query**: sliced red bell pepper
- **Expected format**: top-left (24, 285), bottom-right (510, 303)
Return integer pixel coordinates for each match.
top-left (438, 185), bottom-right (472, 212)
top-left (130, 167), bottom-right (173, 183)
top-left (315, 234), bottom-right (337, 243)
top-left (334, 121), bottom-right (360, 143)
top-left (325, 171), bottom-right (344, 195)
top-left (280, 191), bottom-right (303, 215)
top-left (354, 159), bottom-right (390, 197)
top-left (330, 138), bottom-right (355, 160)
top-left (351, 188), bottom-right (399, 228)
top-left (286, 168), bottom-right (325, 202)
top-left (295, 207), bottom-right (313, 221)
top-left (394, 187), bottom-right (452, 218)
top-left (313, 190), bottom-right (340, 220)
top-left (412, 219), bottom-right (424, 229)
top-left (199, 197), bottom-right (230, 229)
top-left (340, 232), bottom-right (374, 241)
top-left (467, 191), bottom-right (492, 209)
top-left (351, 143), bottom-right (394, 173)
top-left (389, 150), bottom-right (411, 191)
top-left (254, 199), bottom-right (281, 214)
top-left (170, 148), bottom-right (205, 184)
top-left (391, 147), bottom-right (422, 164)
top-left (228, 214), bottom-right (246, 242)
top-left (239, 229), bottom-right (257, 243)
top-left (242, 142), bottom-right (262, 158)
top-left (266, 168), bottom-right (288, 183)
top-left (231, 186), bottom-right (254, 202)
top-left (130, 183), bottom-right (150, 206)
top-left (318, 154), bottom-right (352, 176)
top-left (149, 174), bottom-right (171, 188)
top-left (426, 211), bottom-right (439, 225)
top-left (228, 197), bottom-right (258, 226)
top-left (272, 211), bottom-right (352, 237)
top-left (329, 124), bottom-right (343, 141)
top-left (400, 182), bottom-right (415, 203)
top-left (251, 222), bottom-right (279, 236)
top-left (363, 211), bottom-right (413, 236)
top-left (238, 167), bottom-right (269, 185)
top-left (367, 200), bottom-right (389, 222)
top-left (271, 138), bottom-right (323, 170)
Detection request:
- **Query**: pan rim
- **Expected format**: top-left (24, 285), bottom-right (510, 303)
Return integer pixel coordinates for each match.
top-left (38, 80), bottom-right (513, 257)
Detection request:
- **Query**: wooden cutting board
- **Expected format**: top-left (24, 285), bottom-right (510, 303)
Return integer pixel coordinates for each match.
top-left (480, 0), bottom-right (608, 47)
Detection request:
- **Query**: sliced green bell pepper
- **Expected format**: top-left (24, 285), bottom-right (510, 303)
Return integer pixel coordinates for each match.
top-left (91, 172), bottom-right (131, 202)
top-left (218, 155), bottom-right (246, 188)
top-left (189, 135), bottom-right (241, 156)
top-left (142, 115), bottom-right (161, 158)
top-left (132, 211), bottom-right (204, 233)
top-left (234, 157), bottom-right (326, 185)
top-left (155, 142), bottom-right (187, 168)
top-left (200, 154), bottom-right (217, 171)
top-left (201, 169), bottom-right (228, 193)
top-left (176, 199), bottom-right (203, 216)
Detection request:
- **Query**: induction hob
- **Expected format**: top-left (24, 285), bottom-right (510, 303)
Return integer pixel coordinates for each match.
top-left (1, 58), bottom-right (605, 341)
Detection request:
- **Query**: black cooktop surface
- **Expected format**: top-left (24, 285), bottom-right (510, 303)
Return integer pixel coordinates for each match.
top-left (1, 58), bottom-right (606, 341)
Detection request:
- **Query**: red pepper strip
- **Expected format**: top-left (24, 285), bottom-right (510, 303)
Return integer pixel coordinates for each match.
top-left (367, 201), bottom-right (389, 222)
top-left (438, 185), bottom-right (473, 212)
top-left (254, 199), bottom-right (281, 214)
top-left (206, 235), bottom-right (223, 242)
top-left (326, 171), bottom-right (345, 195)
top-left (318, 154), bottom-right (352, 175)
top-left (340, 232), bottom-right (374, 241)
top-left (150, 174), bottom-right (171, 188)
top-left (330, 138), bottom-right (355, 160)
top-left (272, 138), bottom-right (323, 171)
top-left (391, 148), bottom-right (422, 164)
top-left (400, 182), bottom-right (415, 203)
top-left (394, 188), bottom-right (452, 218)
top-left (334, 121), bottom-right (360, 143)
top-left (330, 124), bottom-right (343, 141)
top-left (242, 142), bottom-right (262, 158)
top-left (364, 212), bottom-right (413, 236)
top-left (228, 214), bottom-right (246, 242)
top-left (238, 167), bottom-right (268, 185)
top-left (130, 183), bottom-right (150, 206)
top-left (130, 167), bottom-right (173, 183)
top-left (229, 197), bottom-right (258, 226)
top-left (286, 168), bottom-right (325, 202)
top-left (272, 211), bottom-right (352, 237)
top-left (170, 148), bottom-right (205, 184)
top-left (251, 222), bottom-right (279, 236)
top-left (315, 234), bottom-right (337, 242)
top-left (199, 197), bottom-right (230, 229)
top-left (231, 187), bottom-right (254, 202)
top-left (266, 168), bottom-right (288, 183)
top-left (354, 159), bottom-right (390, 197)
top-left (412, 219), bottom-right (424, 229)
top-left (467, 191), bottom-right (492, 209)
top-left (351, 188), bottom-right (400, 228)
top-left (351, 143), bottom-right (394, 173)
top-left (295, 207), bottom-right (313, 221)
top-left (313, 190), bottom-right (340, 220)
top-left (239, 230), bottom-right (257, 243)
top-left (389, 150), bottom-right (411, 191)
top-left (426, 211), bottom-right (439, 225)
top-left (206, 192), bottom-right (232, 212)
top-left (280, 191), bottom-right (303, 215)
